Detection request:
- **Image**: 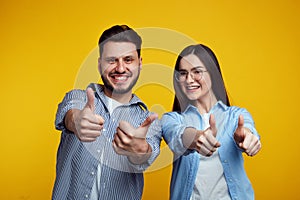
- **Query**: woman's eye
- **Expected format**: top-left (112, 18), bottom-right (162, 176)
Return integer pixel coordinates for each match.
top-left (180, 72), bottom-right (187, 76)
top-left (193, 70), bottom-right (202, 74)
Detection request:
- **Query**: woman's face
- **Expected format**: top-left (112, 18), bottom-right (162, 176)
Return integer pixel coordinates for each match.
top-left (178, 54), bottom-right (213, 102)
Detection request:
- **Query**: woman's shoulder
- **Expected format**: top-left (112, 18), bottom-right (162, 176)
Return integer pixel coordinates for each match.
top-left (161, 111), bottom-right (184, 122)
top-left (221, 104), bottom-right (252, 119)
top-left (162, 111), bottom-right (182, 118)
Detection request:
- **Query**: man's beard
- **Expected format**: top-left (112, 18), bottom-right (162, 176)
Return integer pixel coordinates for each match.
top-left (101, 70), bottom-right (140, 95)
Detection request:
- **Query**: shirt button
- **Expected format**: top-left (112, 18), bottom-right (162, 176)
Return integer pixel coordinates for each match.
top-left (102, 128), bottom-right (106, 132)
top-left (97, 149), bottom-right (101, 153)
top-left (85, 194), bottom-right (89, 198)
top-left (91, 171), bottom-right (95, 175)
top-left (223, 160), bottom-right (227, 163)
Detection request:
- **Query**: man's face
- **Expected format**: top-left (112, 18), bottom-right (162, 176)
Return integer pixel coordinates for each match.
top-left (99, 41), bottom-right (142, 96)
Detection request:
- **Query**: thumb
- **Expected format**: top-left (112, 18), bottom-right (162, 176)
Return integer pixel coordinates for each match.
top-left (135, 113), bottom-right (158, 138)
top-left (234, 115), bottom-right (245, 143)
top-left (85, 87), bottom-right (95, 112)
top-left (118, 114), bottom-right (158, 139)
top-left (209, 114), bottom-right (217, 137)
top-left (140, 113), bottom-right (158, 128)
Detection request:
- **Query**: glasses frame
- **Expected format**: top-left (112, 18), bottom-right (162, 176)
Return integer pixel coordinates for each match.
top-left (175, 69), bottom-right (208, 82)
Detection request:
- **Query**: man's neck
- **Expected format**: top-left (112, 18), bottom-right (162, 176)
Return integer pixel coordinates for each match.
top-left (103, 88), bottom-right (133, 104)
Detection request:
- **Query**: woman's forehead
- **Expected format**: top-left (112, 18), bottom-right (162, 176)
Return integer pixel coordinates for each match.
top-left (180, 54), bottom-right (205, 69)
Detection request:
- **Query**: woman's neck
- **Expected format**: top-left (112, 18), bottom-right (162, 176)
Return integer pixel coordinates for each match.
top-left (192, 94), bottom-right (218, 114)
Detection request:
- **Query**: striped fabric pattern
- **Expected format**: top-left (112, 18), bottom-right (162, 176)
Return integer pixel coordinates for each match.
top-left (52, 83), bottom-right (162, 200)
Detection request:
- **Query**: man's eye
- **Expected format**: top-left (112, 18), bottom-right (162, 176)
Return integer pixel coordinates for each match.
top-left (105, 58), bottom-right (117, 64)
top-left (108, 59), bottom-right (116, 64)
top-left (124, 57), bottom-right (134, 63)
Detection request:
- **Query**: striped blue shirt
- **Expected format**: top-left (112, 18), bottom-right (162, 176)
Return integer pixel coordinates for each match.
top-left (52, 83), bottom-right (162, 200)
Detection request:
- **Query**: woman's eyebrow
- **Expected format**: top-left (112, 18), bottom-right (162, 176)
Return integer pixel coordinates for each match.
top-left (192, 66), bottom-right (205, 70)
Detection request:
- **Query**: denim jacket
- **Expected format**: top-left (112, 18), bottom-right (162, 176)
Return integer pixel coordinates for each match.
top-left (162, 101), bottom-right (260, 200)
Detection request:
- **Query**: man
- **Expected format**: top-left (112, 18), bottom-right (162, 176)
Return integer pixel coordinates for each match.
top-left (52, 25), bottom-right (162, 200)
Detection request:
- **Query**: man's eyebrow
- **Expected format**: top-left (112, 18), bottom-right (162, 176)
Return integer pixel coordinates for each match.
top-left (124, 55), bottom-right (134, 57)
top-left (104, 53), bottom-right (136, 59)
top-left (104, 57), bottom-right (117, 61)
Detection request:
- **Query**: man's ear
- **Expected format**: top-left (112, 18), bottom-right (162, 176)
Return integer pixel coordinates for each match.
top-left (98, 57), bottom-right (102, 74)
top-left (139, 57), bottom-right (142, 70)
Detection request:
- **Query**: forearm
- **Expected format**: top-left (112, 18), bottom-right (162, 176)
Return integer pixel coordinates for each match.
top-left (128, 142), bottom-right (152, 165)
top-left (64, 109), bottom-right (80, 133)
top-left (182, 127), bottom-right (198, 150)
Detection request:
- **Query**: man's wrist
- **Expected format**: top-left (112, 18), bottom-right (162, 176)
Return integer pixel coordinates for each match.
top-left (128, 142), bottom-right (152, 165)
top-left (64, 109), bottom-right (79, 133)
top-left (145, 142), bottom-right (151, 154)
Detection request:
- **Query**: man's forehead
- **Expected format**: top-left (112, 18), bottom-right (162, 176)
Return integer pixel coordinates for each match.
top-left (102, 41), bottom-right (138, 57)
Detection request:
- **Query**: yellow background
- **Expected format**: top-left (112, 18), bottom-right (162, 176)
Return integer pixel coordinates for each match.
top-left (1, 0), bottom-right (299, 199)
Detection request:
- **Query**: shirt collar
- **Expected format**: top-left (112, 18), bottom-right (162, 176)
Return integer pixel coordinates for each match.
top-left (183, 100), bottom-right (227, 114)
top-left (87, 83), bottom-right (148, 110)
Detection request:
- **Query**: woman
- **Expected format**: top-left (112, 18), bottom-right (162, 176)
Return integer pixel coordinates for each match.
top-left (162, 44), bottom-right (261, 200)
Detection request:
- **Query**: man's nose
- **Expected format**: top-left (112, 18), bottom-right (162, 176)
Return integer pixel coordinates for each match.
top-left (115, 59), bottom-right (126, 73)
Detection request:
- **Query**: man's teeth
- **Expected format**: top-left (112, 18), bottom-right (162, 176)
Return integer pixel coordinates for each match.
top-left (114, 76), bottom-right (127, 80)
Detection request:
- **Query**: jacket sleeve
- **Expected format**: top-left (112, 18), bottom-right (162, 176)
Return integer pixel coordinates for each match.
top-left (161, 112), bottom-right (189, 157)
top-left (239, 108), bottom-right (260, 140)
top-left (54, 89), bottom-right (86, 132)
top-left (128, 118), bottom-right (162, 172)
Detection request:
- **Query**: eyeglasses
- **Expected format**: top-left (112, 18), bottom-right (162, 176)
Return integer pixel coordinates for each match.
top-left (175, 68), bottom-right (208, 82)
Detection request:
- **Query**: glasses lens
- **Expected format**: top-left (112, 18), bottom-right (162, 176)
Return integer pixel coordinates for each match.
top-left (175, 71), bottom-right (181, 82)
top-left (175, 70), bottom-right (205, 82)
top-left (191, 70), bottom-right (203, 80)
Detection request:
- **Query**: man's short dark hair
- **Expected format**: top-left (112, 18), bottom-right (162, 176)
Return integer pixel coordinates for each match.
top-left (98, 25), bottom-right (142, 58)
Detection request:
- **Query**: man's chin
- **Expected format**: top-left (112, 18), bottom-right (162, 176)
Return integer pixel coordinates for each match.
top-left (102, 75), bottom-right (139, 96)
top-left (111, 88), bottom-right (131, 94)
top-left (109, 84), bottom-right (132, 95)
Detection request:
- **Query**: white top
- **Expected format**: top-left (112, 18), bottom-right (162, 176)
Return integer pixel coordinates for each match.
top-left (190, 113), bottom-right (231, 200)
top-left (90, 95), bottom-right (123, 200)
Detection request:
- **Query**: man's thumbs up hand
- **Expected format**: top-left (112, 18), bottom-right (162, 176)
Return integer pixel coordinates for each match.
top-left (68, 88), bottom-right (104, 142)
top-left (112, 114), bottom-right (158, 164)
